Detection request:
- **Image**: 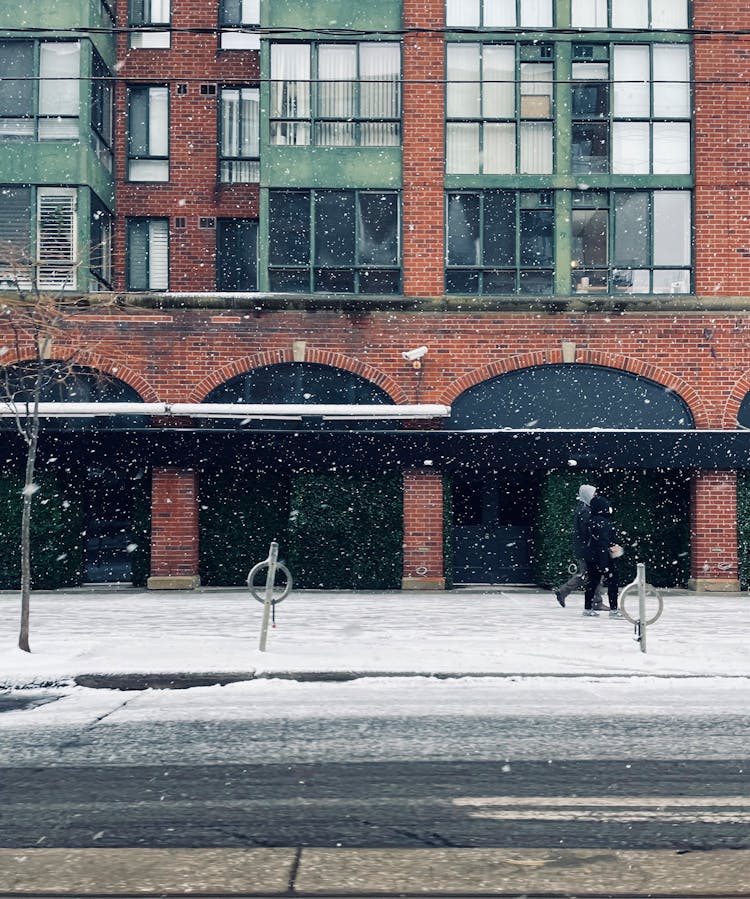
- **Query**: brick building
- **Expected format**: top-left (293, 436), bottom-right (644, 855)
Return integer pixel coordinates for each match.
top-left (2, 0), bottom-right (750, 591)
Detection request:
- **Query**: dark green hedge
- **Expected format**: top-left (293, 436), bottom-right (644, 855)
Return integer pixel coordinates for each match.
top-left (199, 471), bottom-right (403, 589)
top-left (737, 473), bottom-right (750, 590)
top-left (534, 470), bottom-right (691, 589)
top-left (0, 470), bottom-right (83, 589)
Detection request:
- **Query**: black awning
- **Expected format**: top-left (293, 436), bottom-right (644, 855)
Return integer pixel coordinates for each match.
top-left (17, 427), bottom-right (750, 472)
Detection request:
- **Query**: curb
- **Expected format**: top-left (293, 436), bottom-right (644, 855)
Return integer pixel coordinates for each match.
top-left (67, 670), bottom-right (750, 690)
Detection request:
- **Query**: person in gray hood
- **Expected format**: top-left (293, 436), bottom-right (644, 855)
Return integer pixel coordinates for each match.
top-left (553, 484), bottom-right (603, 609)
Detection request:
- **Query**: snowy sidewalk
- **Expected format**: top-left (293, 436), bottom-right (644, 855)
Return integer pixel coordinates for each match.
top-left (1, 587), bottom-right (749, 688)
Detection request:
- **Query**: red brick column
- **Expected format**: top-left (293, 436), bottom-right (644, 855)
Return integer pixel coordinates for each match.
top-left (402, 467), bottom-right (445, 590)
top-left (402, 0), bottom-right (445, 296)
top-left (147, 467), bottom-right (201, 589)
top-left (688, 470), bottom-right (740, 592)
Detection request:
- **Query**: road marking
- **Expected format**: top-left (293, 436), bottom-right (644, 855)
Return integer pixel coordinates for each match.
top-left (454, 795), bottom-right (750, 806)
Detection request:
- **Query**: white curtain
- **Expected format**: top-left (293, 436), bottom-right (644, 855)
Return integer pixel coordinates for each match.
top-left (653, 122), bottom-right (690, 174)
top-left (483, 45), bottom-right (515, 118)
top-left (446, 0), bottom-right (480, 27)
top-left (446, 123), bottom-right (480, 173)
top-left (148, 220), bottom-right (169, 291)
top-left (220, 88), bottom-right (259, 180)
top-left (359, 43), bottom-right (400, 146)
top-left (149, 87), bottom-right (168, 156)
top-left (571, 0), bottom-right (607, 27)
top-left (318, 44), bottom-right (356, 119)
top-left (652, 0), bottom-right (688, 28)
top-left (612, 0), bottom-right (647, 27)
top-left (38, 42), bottom-right (80, 139)
top-left (520, 0), bottom-right (553, 26)
top-left (483, 0), bottom-right (515, 26)
top-left (613, 45), bottom-right (650, 118)
top-left (271, 44), bottom-right (310, 119)
top-left (653, 44), bottom-right (690, 118)
top-left (447, 44), bottom-right (480, 118)
top-left (520, 122), bottom-right (553, 173)
top-left (653, 191), bottom-right (691, 266)
top-left (612, 122), bottom-right (649, 173)
top-left (149, 0), bottom-right (170, 23)
top-left (484, 122), bottom-right (515, 173)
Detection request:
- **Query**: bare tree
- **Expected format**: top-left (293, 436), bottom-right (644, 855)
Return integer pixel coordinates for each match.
top-left (0, 246), bottom-right (119, 652)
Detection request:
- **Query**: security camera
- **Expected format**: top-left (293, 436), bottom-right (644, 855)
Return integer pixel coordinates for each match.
top-left (402, 346), bottom-right (428, 361)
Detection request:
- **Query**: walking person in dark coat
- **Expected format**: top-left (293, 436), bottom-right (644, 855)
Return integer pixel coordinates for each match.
top-left (554, 484), bottom-right (603, 609)
top-left (583, 495), bottom-right (624, 618)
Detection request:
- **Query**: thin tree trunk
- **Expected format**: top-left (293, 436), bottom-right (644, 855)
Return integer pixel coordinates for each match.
top-left (18, 371), bottom-right (42, 653)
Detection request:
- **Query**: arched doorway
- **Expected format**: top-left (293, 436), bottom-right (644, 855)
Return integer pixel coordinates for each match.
top-left (448, 364), bottom-right (694, 584)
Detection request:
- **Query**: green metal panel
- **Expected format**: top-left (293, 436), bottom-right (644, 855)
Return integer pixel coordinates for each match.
top-left (263, 147), bottom-right (401, 189)
top-left (265, 0), bottom-right (402, 32)
top-left (0, 0), bottom-right (107, 31)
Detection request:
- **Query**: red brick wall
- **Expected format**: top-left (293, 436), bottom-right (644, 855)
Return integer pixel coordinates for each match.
top-left (693, 2), bottom-right (750, 295)
top-left (690, 470), bottom-right (739, 586)
top-left (402, 0), bottom-right (445, 297)
top-left (149, 467), bottom-right (200, 578)
top-left (402, 467), bottom-right (445, 587)
top-left (113, 0), bottom-right (259, 292)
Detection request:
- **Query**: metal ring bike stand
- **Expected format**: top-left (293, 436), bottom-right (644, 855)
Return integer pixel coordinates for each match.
top-left (618, 562), bottom-right (663, 653)
top-left (247, 541), bottom-right (293, 651)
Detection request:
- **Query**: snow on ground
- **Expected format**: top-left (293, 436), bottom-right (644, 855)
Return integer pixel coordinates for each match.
top-left (1, 587), bottom-right (750, 688)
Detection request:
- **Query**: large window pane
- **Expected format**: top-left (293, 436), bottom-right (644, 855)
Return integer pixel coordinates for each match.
top-left (612, 0), bottom-right (647, 27)
top-left (653, 45), bottom-right (690, 118)
top-left (572, 123), bottom-right (609, 174)
top-left (571, 209), bottom-right (607, 269)
top-left (654, 191), bottom-right (690, 266)
top-left (446, 0), bottom-right (480, 27)
top-left (446, 122), bottom-right (480, 173)
top-left (217, 220), bottom-right (257, 291)
top-left (520, 209), bottom-right (554, 267)
top-left (483, 45), bottom-right (515, 118)
top-left (271, 44), bottom-right (310, 119)
top-left (0, 40), bottom-right (33, 119)
top-left (520, 122), bottom-right (552, 173)
top-left (269, 191), bottom-right (310, 265)
top-left (39, 42), bottom-right (80, 139)
top-left (653, 121), bottom-right (690, 174)
top-left (447, 44), bottom-right (480, 118)
top-left (613, 45), bottom-right (650, 117)
top-left (612, 122), bottom-right (649, 174)
top-left (0, 186), bottom-right (31, 278)
top-left (521, 0), bottom-right (553, 27)
top-left (613, 192), bottom-right (649, 267)
top-left (652, 0), bottom-right (688, 28)
top-left (315, 191), bottom-right (355, 265)
top-left (360, 43), bottom-right (400, 120)
top-left (571, 0), bottom-right (607, 26)
top-left (358, 193), bottom-right (398, 265)
top-left (483, 122), bottom-right (515, 173)
top-left (447, 194), bottom-right (480, 266)
top-left (484, 190), bottom-right (515, 266)
top-left (484, 0), bottom-right (515, 26)
top-left (318, 44), bottom-right (356, 119)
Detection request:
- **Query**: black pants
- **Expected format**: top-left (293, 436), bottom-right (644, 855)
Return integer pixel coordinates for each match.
top-left (584, 559), bottom-right (619, 611)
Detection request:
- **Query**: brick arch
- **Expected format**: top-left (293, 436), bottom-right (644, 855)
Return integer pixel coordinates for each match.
top-left (723, 373), bottom-right (750, 429)
top-left (0, 348), bottom-right (158, 402)
top-left (440, 349), bottom-right (707, 428)
top-left (190, 349), bottom-right (408, 404)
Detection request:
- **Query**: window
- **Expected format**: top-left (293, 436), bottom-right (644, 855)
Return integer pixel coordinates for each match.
top-left (126, 219), bottom-right (169, 290)
top-left (129, 0), bottom-right (171, 48)
top-left (446, 0), bottom-right (553, 27)
top-left (91, 50), bottom-right (113, 170)
top-left (220, 0), bottom-right (260, 50)
top-left (0, 186), bottom-right (31, 284)
top-left (90, 196), bottom-right (113, 290)
top-left (446, 190), bottom-right (554, 295)
top-left (217, 219), bottom-right (258, 290)
top-left (446, 43), bottom-right (553, 174)
top-left (0, 40), bottom-right (80, 140)
top-left (571, 0), bottom-right (687, 28)
top-left (37, 188), bottom-right (77, 290)
top-left (571, 190), bottom-right (691, 294)
top-left (270, 42), bottom-right (401, 147)
top-left (219, 87), bottom-right (259, 182)
top-left (127, 86), bottom-right (169, 181)
top-left (269, 189), bottom-right (400, 294)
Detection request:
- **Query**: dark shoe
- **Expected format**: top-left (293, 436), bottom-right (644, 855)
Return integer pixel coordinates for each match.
top-left (555, 590), bottom-right (566, 608)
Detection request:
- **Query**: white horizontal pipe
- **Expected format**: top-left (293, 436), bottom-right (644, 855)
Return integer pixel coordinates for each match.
top-left (0, 402), bottom-right (451, 420)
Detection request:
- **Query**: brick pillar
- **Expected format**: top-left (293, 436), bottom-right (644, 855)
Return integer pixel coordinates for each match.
top-left (688, 470), bottom-right (740, 592)
top-left (402, 467), bottom-right (445, 590)
top-left (147, 467), bottom-right (201, 590)
top-left (402, 0), bottom-right (445, 296)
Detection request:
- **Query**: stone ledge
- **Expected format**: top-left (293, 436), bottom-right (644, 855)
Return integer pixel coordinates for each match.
top-left (401, 576), bottom-right (446, 590)
top-left (146, 575), bottom-right (201, 590)
top-left (687, 577), bottom-right (741, 592)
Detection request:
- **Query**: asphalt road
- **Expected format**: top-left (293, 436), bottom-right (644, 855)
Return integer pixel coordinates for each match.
top-left (1, 683), bottom-right (749, 852)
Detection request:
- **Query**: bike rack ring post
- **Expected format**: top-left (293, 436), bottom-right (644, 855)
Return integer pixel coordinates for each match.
top-left (618, 562), bottom-right (663, 653)
top-left (247, 541), bottom-right (293, 651)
